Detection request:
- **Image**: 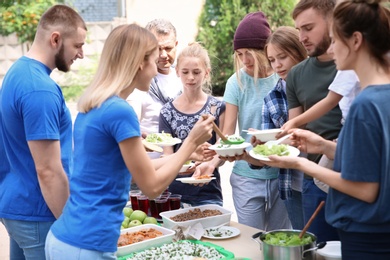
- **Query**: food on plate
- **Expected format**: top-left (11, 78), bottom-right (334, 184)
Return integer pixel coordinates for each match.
top-left (194, 175), bottom-right (212, 179)
top-left (170, 208), bottom-right (222, 222)
top-left (220, 135), bottom-right (245, 144)
top-left (145, 132), bottom-right (175, 144)
top-left (253, 144), bottom-right (290, 157)
top-left (125, 240), bottom-right (224, 259)
top-left (142, 139), bottom-right (163, 153)
top-left (263, 232), bottom-right (313, 246)
top-left (204, 227), bottom-right (233, 238)
top-left (117, 228), bottom-right (163, 247)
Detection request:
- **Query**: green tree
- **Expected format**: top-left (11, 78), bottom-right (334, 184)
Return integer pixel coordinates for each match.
top-left (196, 0), bottom-right (296, 95)
top-left (0, 0), bottom-right (62, 46)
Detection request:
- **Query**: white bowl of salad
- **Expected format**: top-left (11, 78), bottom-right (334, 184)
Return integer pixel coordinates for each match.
top-left (145, 132), bottom-right (181, 147)
top-left (208, 142), bottom-right (251, 157)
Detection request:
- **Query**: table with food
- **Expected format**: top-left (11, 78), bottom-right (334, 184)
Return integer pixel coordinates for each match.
top-left (123, 131), bottom-right (340, 260)
top-left (118, 202), bottom-right (264, 260)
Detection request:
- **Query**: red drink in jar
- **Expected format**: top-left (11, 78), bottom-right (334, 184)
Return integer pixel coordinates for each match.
top-left (129, 190), bottom-right (141, 210)
top-left (149, 199), bottom-right (159, 218)
top-left (155, 197), bottom-right (169, 216)
top-left (137, 195), bottom-right (149, 215)
top-left (169, 194), bottom-right (182, 210)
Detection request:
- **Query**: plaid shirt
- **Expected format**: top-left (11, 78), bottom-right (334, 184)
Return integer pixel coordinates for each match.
top-left (261, 78), bottom-right (292, 200)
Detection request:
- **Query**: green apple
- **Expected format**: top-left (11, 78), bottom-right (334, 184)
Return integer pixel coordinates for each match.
top-left (143, 217), bottom-right (158, 225)
top-left (122, 216), bottom-right (130, 228)
top-left (128, 219), bottom-right (143, 228)
top-left (129, 210), bottom-right (147, 223)
top-left (123, 207), bottom-right (133, 218)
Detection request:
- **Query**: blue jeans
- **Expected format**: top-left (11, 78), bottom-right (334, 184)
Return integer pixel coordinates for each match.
top-left (1, 218), bottom-right (54, 260)
top-left (302, 179), bottom-right (339, 242)
top-left (45, 230), bottom-right (116, 260)
top-left (283, 189), bottom-right (304, 230)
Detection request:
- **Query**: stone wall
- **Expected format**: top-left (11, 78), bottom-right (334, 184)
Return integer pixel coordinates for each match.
top-left (0, 19), bottom-right (126, 86)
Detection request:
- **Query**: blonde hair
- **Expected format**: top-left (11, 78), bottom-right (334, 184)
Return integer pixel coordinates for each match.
top-left (233, 48), bottom-right (271, 90)
top-left (78, 24), bottom-right (158, 113)
top-left (176, 42), bottom-right (212, 94)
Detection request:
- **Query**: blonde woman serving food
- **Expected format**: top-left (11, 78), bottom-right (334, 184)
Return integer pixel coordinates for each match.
top-left (45, 24), bottom-right (214, 259)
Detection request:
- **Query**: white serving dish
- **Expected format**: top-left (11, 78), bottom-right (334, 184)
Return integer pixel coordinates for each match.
top-left (208, 142), bottom-right (251, 157)
top-left (247, 129), bottom-right (283, 142)
top-left (316, 241), bottom-right (342, 260)
top-left (159, 204), bottom-right (233, 229)
top-left (117, 224), bottom-right (175, 257)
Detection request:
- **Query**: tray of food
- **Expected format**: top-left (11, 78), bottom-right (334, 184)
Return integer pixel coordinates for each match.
top-left (117, 224), bottom-right (175, 257)
top-left (117, 239), bottom-right (235, 260)
top-left (159, 204), bottom-right (232, 229)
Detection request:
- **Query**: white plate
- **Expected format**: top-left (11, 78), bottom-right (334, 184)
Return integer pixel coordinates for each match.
top-left (145, 138), bottom-right (182, 147)
top-left (249, 145), bottom-right (300, 161)
top-left (203, 226), bottom-right (240, 239)
top-left (175, 177), bottom-right (216, 184)
top-left (179, 162), bottom-right (195, 173)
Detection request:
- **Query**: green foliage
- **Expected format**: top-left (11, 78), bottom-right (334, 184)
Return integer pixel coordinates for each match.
top-left (61, 84), bottom-right (86, 102)
top-left (0, 0), bottom-right (62, 44)
top-left (60, 55), bottom-right (99, 102)
top-left (196, 0), bottom-right (296, 95)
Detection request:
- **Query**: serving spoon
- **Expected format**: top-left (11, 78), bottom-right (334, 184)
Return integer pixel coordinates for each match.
top-left (201, 115), bottom-right (245, 145)
top-left (299, 201), bottom-right (325, 239)
top-left (265, 133), bottom-right (292, 147)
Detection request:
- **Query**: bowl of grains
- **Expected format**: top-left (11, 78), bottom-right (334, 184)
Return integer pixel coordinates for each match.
top-left (159, 204), bottom-right (233, 229)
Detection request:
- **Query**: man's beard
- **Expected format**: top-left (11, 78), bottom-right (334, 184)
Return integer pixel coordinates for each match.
top-left (55, 44), bottom-right (69, 72)
top-left (309, 34), bottom-right (331, 58)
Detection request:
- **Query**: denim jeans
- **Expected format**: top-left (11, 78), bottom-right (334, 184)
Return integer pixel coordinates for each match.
top-left (302, 178), bottom-right (339, 242)
top-left (283, 189), bottom-right (304, 230)
top-left (1, 218), bottom-right (54, 260)
top-left (45, 230), bottom-right (116, 260)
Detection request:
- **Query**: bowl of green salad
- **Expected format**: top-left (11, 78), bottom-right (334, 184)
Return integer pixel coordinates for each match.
top-left (252, 229), bottom-right (326, 260)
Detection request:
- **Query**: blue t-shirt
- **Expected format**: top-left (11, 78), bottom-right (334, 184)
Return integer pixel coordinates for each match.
top-left (223, 70), bottom-right (279, 179)
top-left (51, 96), bottom-right (140, 252)
top-left (0, 56), bottom-right (72, 221)
top-left (159, 96), bottom-right (224, 205)
top-left (327, 84), bottom-right (390, 233)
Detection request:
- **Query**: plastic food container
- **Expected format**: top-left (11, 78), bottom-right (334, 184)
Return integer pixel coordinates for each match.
top-left (159, 204), bottom-right (233, 229)
top-left (117, 224), bottom-right (175, 257)
top-left (316, 241), bottom-right (342, 260)
top-left (117, 240), bottom-right (235, 260)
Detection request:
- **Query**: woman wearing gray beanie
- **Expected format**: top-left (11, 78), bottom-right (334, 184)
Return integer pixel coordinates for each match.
top-left (221, 11), bottom-right (290, 231)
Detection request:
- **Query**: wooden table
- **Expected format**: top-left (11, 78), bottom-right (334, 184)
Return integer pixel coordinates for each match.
top-left (201, 221), bottom-right (263, 260)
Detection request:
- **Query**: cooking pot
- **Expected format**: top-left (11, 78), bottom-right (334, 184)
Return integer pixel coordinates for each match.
top-left (252, 229), bottom-right (326, 260)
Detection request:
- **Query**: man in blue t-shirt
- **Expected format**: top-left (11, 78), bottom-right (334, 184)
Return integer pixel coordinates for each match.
top-left (0, 5), bottom-right (87, 259)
